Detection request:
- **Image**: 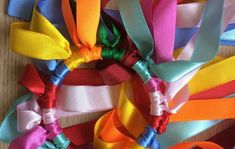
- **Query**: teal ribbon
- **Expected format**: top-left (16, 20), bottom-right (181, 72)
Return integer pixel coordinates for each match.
top-left (158, 120), bottom-right (221, 148)
top-left (38, 141), bottom-right (57, 149)
top-left (0, 93), bottom-right (33, 143)
top-left (118, 0), bottom-right (224, 82)
top-left (118, 0), bottom-right (154, 61)
top-left (53, 133), bottom-right (70, 149)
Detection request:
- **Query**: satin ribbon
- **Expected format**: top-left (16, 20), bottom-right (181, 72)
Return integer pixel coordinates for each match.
top-left (9, 0), bottom-right (102, 148)
top-left (152, 0), bottom-right (176, 63)
top-left (8, 0), bottom-right (235, 48)
top-left (118, 0), bottom-right (234, 86)
top-left (16, 59), bottom-right (235, 144)
top-left (16, 56), bottom-right (235, 146)
top-left (32, 2), bottom-right (235, 117)
top-left (117, 0), bottom-right (233, 124)
top-left (10, 0), bottom-right (101, 60)
top-left (118, 0), bottom-right (185, 122)
top-left (169, 141), bottom-right (224, 149)
top-left (9, 121), bottom-right (70, 149)
top-left (0, 91), bottom-right (227, 147)
top-left (150, 0), bottom-right (224, 82)
top-left (61, 0), bottom-right (100, 49)
top-left (0, 93), bottom-right (97, 148)
top-left (93, 81), bottom-right (235, 148)
top-left (8, 0), bottom-right (235, 78)
top-left (20, 49), bottom-right (235, 129)
top-left (19, 64), bottom-right (120, 115)
top-left (104, 8), bottom-right (235, 48)
top-left (8, 0), bottom-right (35, 20)
top-left (16, 98), bottom-right (225, 148)
top-left (164, 0), bottom-right (235, 104)
top-left (189, 55), bottom-right (235, 95)
top-left (10, 8), bottom-right (71, 60)
top-left (190, 80), bottom-right (235, 99)
top-left (0, 94), bottom-right (32, 143)
top-left (5, 0), bottom-right (235, 148)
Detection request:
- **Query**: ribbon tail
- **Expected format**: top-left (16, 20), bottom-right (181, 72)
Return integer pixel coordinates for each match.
top-left (9, 126), bottom-right (48, 149)
top-left (19, 64), bottom-right (45, 95)
top-left (0, 94), bottom-right (33, 143)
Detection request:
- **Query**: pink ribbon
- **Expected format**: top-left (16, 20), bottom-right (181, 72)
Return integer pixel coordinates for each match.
top-left (152, 0), bottom-right (177, 63)
top-left (10, 120), bottom-right (63, 149)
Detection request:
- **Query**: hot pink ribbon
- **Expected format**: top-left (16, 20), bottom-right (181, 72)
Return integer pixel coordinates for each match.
top-left (10, 120), bottom-right (62, 149)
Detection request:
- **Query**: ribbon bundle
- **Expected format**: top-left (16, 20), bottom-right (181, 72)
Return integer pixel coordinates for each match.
top-left (1, 0), bottom-right (235, 148)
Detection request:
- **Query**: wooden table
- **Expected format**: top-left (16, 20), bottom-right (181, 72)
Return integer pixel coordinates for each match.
top-left (1, 0), bottom-right (235, 148)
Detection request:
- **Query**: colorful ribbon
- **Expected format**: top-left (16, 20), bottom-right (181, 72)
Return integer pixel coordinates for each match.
top-left (3, 0), bottom-right (235, 149)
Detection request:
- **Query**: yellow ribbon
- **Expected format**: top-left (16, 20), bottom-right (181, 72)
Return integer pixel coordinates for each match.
top-left (10, 9), bottom-right (71, 60)
top-left (10, 1), bottom-right (102, 71)
top-left (189, 55), bottom-right (235, 95)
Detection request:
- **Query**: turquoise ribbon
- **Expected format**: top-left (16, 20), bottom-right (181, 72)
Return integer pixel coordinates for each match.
top-left (0, 94), bottom-right (33, 143)
top-left (118, 0), bottom-right (154, 61)
top-left (38, 141), bottom-right (57, 149)
top-left (158, 120), bottom-right (220, 148)
top-left (53, 133), bottom-right (70, 149)
top-left (118, 0), bottom-right (224, 82)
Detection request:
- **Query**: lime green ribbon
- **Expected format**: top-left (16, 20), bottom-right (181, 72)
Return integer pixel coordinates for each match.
top-left (118, 0), bottom-right (224, 82)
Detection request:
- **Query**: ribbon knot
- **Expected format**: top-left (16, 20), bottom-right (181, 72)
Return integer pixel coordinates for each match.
top-left (149, 91), bottom-right (168, 116)
top-left (149, 112), bottom-right (171, 134)
top-left (101, 47), bottom-right (125, 61)
top-left (136, 126), bottom-right (161, 149)
top-left (120, 50), bottom-right (141, 68)
top-left (64, 46), bottom-right (102, 71)
top-left (133, 60), bottom-right (152, 83)
top-left (45, 120), bottom-right (63, 139)
top-left (157, 112), bottom-right (171, 134)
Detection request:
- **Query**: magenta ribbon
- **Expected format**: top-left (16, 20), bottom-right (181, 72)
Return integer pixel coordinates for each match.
top-left (152, 0), bottom-right (176, 63)
top-left (9, 121), bottom-right (62, 149)
top-left (141, 0), bottom-right (176, 63)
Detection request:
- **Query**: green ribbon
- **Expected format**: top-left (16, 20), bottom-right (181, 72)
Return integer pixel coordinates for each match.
top-left (118, 0), bottom-right (224, 82)
top-left (98, 10), bottom-right (121, 48)
top-left (98, 11), bottom-right (125, 61)
top-left (0, 93), bottom-right (33, 143)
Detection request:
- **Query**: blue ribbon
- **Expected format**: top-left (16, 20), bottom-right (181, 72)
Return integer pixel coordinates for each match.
top-left (50, 63), bottom-right (70, 86)
top-left (8, 0), bottom-right (35, 20)
top-left (137, 126), bottom-right (161, 149)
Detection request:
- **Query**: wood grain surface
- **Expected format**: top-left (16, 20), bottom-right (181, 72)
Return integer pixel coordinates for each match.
top-left (0, 0), bottom-right (235, 148)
